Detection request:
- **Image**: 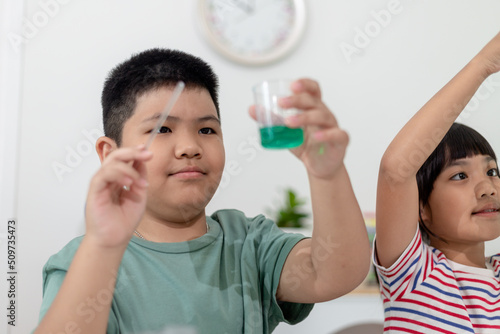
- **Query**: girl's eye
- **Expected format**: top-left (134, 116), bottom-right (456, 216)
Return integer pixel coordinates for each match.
top-left (157, 126), bottom-right (171, 134)
top-left (488, 168), bottom-right (499, 177)
top-left (451, 172), bottom-right (467, 180)
top-left (199, 128), bottom-right (215, 135)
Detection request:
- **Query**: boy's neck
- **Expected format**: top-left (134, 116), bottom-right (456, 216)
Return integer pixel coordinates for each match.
top-left (135, 211), bottom-right (208, 243)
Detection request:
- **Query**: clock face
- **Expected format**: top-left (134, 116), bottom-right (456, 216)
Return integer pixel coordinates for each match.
top-left (198, 0), bottom-right (306, 65)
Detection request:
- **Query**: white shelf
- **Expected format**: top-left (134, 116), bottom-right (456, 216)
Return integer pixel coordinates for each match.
top-left (274, 294), bottom-right (384, 334)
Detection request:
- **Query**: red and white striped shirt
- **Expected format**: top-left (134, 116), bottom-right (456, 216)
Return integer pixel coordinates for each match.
top-left (373, 228), bottom-right (500, 333)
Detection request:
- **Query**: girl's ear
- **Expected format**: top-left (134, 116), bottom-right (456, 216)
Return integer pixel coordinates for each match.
top-left (419, 202), bottom-right (432, 226)
top-left (96, 136), bottom-right (118, 163)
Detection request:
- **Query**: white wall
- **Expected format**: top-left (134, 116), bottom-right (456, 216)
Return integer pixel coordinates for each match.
top-left (4, 0), bottom-right (500, 333)
top-left (1, 1), bottom-right (24, 334)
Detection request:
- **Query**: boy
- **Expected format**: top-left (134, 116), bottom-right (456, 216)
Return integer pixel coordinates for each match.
top-left (36, 49), bottom-right (370, 333)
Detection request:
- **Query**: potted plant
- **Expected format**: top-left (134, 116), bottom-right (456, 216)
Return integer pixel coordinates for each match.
top-left (268, 188), bottom-right (311, 235)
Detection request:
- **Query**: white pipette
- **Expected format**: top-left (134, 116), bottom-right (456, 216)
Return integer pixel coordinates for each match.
top-left (123, 81), bottom-right (185, 192)
top-left (145, 81), bottom-right (185, 149)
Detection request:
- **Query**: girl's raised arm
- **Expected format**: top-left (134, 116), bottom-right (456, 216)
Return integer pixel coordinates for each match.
top-left (376, 31), bottom-right (500, 268)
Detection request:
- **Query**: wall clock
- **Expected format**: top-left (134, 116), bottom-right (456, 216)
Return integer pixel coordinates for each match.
top-left (197, 0), bottom-right (307, 66)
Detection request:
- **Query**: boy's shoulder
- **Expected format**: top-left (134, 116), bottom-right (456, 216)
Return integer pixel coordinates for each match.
top-left (210, 209), bottom-right (297, 243)
top-left (210, 208), bottom-right (266, 223)
top-left (209, 209), bottom-right (275, 232)
top-left (43, 236), bottom-right (84, 272)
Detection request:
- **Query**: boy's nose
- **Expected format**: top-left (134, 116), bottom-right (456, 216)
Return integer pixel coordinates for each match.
top-left (174, 136), bottom-right (202, 159)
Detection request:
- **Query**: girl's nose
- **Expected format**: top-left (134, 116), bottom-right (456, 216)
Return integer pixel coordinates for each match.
top-left (477, 179), bottom-right (498, 198)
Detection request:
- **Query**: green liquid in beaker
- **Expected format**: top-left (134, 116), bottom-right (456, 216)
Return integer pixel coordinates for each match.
top-left (260, 126), bottom-right (304, 149)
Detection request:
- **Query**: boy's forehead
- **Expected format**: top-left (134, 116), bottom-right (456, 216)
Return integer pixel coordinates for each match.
top-left (132, 86), bottom-right (218, 122)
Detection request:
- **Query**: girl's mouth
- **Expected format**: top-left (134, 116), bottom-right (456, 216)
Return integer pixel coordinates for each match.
top-left (472, 208), bottom-right (500, 216)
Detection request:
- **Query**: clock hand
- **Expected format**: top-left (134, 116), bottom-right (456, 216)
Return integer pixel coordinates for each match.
top-left (249, 0), bottom-right (256, 14)
top-left (229, 0), bottom-right (253, 15)
top-left (241, 0), bottom-right (255, 14)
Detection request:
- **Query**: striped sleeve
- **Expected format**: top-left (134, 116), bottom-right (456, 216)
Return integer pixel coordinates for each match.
top-left (373, 227), bottom-right (431, 301)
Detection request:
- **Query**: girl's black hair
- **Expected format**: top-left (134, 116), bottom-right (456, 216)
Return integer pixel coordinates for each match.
top-left (416, 123), bottom-right (497, 242)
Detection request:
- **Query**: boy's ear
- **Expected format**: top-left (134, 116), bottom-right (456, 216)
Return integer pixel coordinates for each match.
top-left (96, 136), bottom-right (118, 163)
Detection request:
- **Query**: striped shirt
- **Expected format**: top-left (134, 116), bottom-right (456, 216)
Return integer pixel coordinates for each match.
top-left (373, 227), bottom-right (500, 333)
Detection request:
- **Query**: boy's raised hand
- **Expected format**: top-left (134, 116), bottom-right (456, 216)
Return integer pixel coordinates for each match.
top-left (249, 79), bottom-right (348, 179)
top-left (249, 79), bottom-right (370, 302)
top-left (85, 145), bottom-right (152, 248)
top-left (283, 79), bottom-right (349, 179)
top-left (35, 145), bottom-right (152, 333)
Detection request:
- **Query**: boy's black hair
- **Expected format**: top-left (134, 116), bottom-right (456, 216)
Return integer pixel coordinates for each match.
top-left (416, 122), bottom-right (497, 242)
top-left (101, 48), bottom-right (220, 146)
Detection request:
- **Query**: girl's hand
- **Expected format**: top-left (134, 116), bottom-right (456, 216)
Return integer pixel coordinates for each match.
top-left (84, 145), bottom-right (152, 248)
top-left (476, 31), bottom-right (500, 76)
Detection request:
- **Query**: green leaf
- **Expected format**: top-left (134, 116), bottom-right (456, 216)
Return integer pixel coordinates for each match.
top-left (270, 188), bottom-right (310, 228)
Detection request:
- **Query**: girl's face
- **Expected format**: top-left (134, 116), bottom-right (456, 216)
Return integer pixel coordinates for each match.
top-left (421, 154), bottom-right (500, 246)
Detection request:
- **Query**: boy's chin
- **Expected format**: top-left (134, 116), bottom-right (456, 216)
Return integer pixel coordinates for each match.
top-left (170, 204), bottom-right (208, 223)
top-left (147, 201), bottom-right (210, 224)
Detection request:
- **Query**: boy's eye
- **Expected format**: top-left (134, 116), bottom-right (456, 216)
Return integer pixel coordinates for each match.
top-left (199, 128), bottom-right (215, 135)
top-left (451, 172), bottom-right (467, 180)
top-left (487, 168), bottom-right (499, 177)
top-left (157, 126), bottom-right (171, 134)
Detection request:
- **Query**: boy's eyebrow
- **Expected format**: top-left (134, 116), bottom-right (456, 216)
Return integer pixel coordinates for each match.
top-left (141, 113), bottom-right (164, 124)
top-left (193, 115), bottom-right (221, 124)
top-left (141, 114), bottom-right (220, 125)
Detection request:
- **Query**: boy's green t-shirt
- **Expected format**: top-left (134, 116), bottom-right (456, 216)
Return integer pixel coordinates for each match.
top-left (39, 209), bottom-right (314, 333)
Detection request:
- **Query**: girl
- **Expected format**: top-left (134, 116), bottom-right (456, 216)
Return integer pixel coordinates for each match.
top-left (374, 31), bottom-right (500, 333)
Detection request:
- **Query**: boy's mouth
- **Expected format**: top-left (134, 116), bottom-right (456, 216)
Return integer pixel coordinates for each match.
top-left (169, 165), bottom-right (206, 178)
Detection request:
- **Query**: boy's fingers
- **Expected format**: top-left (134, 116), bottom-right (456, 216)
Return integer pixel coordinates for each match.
top-left (133, 159), bottom-right (149, 181)
top-left (279, 92), bottom-right (318, 110)
top-left (291, 78), bottom-right (321, 98)
top-left (280, 88), bottom-right (332, 113)
top-left (314, 128), bottom-right (349, 146)
top-left (248, 105), bottom-right (257, 121)
top-left (104, 146), bottom-right (152, 165)
top-left (92, 162), bottom-right (147, 193)
top-left (285, 109), bottom-right (338, 128)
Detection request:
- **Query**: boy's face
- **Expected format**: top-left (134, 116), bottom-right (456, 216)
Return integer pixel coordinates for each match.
top-left (422, 154), bottom-right (500, 246)
top-left (120, 86), bottom-right (225, 222)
